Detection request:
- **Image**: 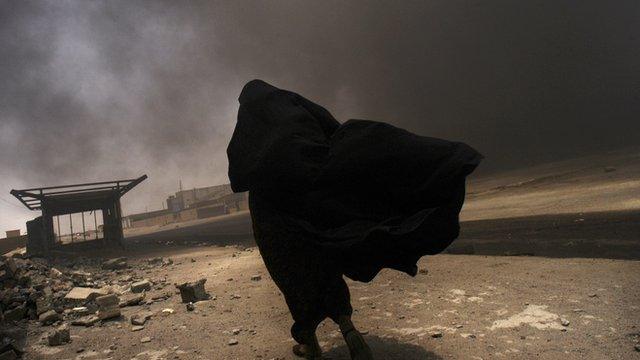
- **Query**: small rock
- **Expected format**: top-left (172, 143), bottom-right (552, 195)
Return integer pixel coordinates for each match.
top-left (161, 308), bottom-right (174, 316)
top-left (418, 268), bottom-right (429, 275)
top-left (131, 325), bottom-right (145, 332)
top-left (95, 294), bottom-right (119, 307)
top-left (175, 279), bottom-right (209, 303)
top-left (561, 318), bottom-right (570, 327)
top-left (186, 302), bottom-right (195, 312)
top-left (430, 331), bottom-right (443, 338)
top-left (119, 293), bottom-right (145, 307)
top-left (3, 306), bottom-right (26, 322)
top-left (588, 293), bottom-right (597, 298)
top-left (251, 275), bottom-right (262, 281)
top-left (39, 309), bottom-right (62, 325)
top-left (47, 325), bottom-right (70, 346)
top-left (232, 328), bottom-right (241, 335)
top-left (140, 336), bottom-right (152, 343)
top-left (634, 344), bottom-right (640, 352)
top-left (228, 339), bottom-right (238, 346)
top-left (50, 268), bottom-right (63, 278)
top-left (190, 258), bottom-right (196, 263)
top-left (71, 315), bottom-right (99, 327)
top-left (76, 348), bottom-right (85, 353)
top-left (131, 311), bottom-right (153, 325)
top-left (64, 287), bottom-right (108, 302)
top-left (102, 257), bottom-right (128, 270)
top-left (131, 280), bottom-right (152, 293)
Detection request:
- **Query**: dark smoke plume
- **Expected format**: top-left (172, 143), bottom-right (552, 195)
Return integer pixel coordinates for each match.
top-left (1, 0), bottom-right (638, 232)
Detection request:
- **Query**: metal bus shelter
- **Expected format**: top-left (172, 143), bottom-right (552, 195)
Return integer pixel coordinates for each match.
top-left (10, 175), bottom-right (147, 255)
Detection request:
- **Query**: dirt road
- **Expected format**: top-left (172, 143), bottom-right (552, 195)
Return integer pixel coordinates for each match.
top-left (26, 244), bottom-right (640, 360)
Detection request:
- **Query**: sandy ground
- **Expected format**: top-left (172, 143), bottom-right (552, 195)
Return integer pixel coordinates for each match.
top-left (26, 244), bottom-right (640, 360)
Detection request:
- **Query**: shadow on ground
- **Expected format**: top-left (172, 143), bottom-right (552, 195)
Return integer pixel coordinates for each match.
top-left (324, 335), bottom-right (442, 360)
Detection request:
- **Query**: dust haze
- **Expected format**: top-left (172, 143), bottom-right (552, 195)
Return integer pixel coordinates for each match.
top-left (1, 0), bottom-right (639, 232)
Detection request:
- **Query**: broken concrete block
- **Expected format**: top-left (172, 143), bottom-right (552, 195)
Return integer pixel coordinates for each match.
top-left (35, 297), bottom-right (52, 316)
top-left (97, 307), bottom-right (120, 320)
top-left (71, 315), bottom-right (99, 327)
top-left (3, 306), bottom-right (25, 322)
top-left (102, 257), bottom-right (128, 270)
top-left (131, 280), bottom-right (151, 293)
top-left (119, 293), bottom-right (145, 307)
top-left (47, 325), bottom-right (70, 346)
top-left (64, 287), bottom-right (108, 303)
top-left (39, 310), bottom-right (62, 325)
top-left (130, 311), bottom-right (152, 326)
top-left (95, 294), bottom-right (119, 308)
top-left (50, 268), bottom-right (63, 278)
top-left (175, 279), bottom-right (209, 303)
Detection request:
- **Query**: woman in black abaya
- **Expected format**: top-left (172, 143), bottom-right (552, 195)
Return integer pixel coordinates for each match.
top-left (228, 80), bottom-right (481, 359)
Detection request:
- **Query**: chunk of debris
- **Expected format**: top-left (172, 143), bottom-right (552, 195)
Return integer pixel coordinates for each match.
top-left (131, 280), bottom-right (151, 293)
top-left (418, 268), bottom-right (429, 275)
top-left (131, 325), bottom-right (144, 332)
top-left (119, 293), bottom-right (145, 307)
top-left (635, 344), bottom-right (640, 352)
top-left (228, 339), bottom-right (238, 346)
top-left (95, 294), bottom-right (121, 320)
top-left (175, 279), bottom-right (209, 303)
top-left (50, 268), bottom-right (63, 278)
top-left (186, 302), bottom-right (195, 312)
top-left (140, 336), bottom-right (152, 343)
top-left (39, 310), bottom-right (62, 325)
top-left (232, 328), bottom-right (241, 335)
top-left (561, 318), bottom-right (570, 327)
top-left (430, 331), bottom-right (443, 338)
top-left (71, 315), bottom-right (99, 327)
top-left (161, 308), bottom-right (174, 316)
top-left (250, 275), bottom-right (262, 281)
top-left (131, 311), bottom-right (153, 326)
top-left (102, 257), bottom-right (128, 270)
top-left (47, 325), bottom-right (70, 346)
top-left (64, 287), bottom-right (108, 303)
top-left (3, 306), bottom-right (26, 322)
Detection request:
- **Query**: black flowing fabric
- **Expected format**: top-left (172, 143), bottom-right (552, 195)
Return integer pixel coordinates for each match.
top-left (228, 80), bottom-right (482, 283)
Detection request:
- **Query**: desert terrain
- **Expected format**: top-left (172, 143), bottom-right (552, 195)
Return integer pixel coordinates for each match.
top-left (5, 149), bottom-right (640, 360)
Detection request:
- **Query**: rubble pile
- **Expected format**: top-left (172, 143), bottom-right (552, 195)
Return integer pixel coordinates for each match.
top-left (0, 252), bottom-right (182, 356)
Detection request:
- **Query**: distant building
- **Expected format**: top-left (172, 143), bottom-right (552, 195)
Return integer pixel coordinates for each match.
top-left (166, 184), bottom-right (232, 212)
top-left (5, 230), bottom-right (20, 238)
top-left (123, 184), bottom-right (247, 229)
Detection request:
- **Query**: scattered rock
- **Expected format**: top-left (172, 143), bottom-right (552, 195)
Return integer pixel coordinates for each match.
top-left (430, 331), bottom-right (443, 338)
top-left (95, 294), bottom-right (121, 320)
top-left (140, 336), bottom-right (152, 343)
top-left (71, 315), bottom-right (99, 327)
top-left (561, 318), bottom-right (570, 327)
top-left (635, 344), bottom-right (640, 352)
top-left (39, 309), bottom-right (62, 325)
top-left (418, 268), bottom-right (429, 275)
top-left (228, 339), bottom-right (238, 346)
top-left (50, 268), bottom-right (63, 278)
top-left (131, 280), bottom-right (152, 293)
top-left (3, 306), bottom-right (26, 322)
top-left (131, 311), bottom-right (153, 326)
top-left (175, 279), bottom-right (209, 303)
top-left (131, 325), bottom-right (145, 332)
top-left (232, 328), bottom-right (241, 335)
top-left (64, 287), bottom-right (108, 303)
top-left (102, 257), bottom-right (128, 270)
top-left (161, 308), bottom-right (174, 316)
top-left (47, 325), bottom-right (70, 346)
top-left (186, 302), bottom-right (195, 312)
top-left (119, 293), bottom-right (145, 307)
top-left (250, 275), bottom-right (262, 281)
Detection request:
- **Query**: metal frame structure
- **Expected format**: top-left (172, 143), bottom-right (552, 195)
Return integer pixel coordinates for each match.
top-left (11, 175), bottom-right (147, 254)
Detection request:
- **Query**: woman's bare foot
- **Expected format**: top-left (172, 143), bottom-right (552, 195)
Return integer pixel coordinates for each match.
top-left (338, 316), bottom-right (373, 360)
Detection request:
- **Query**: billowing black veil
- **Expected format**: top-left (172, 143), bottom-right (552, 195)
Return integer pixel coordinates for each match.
top-left (228, 80), bottom-right (482, 282)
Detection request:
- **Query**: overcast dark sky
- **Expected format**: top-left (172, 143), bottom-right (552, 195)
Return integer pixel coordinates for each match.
top-left (1, 0), bottom-right (639, 232)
